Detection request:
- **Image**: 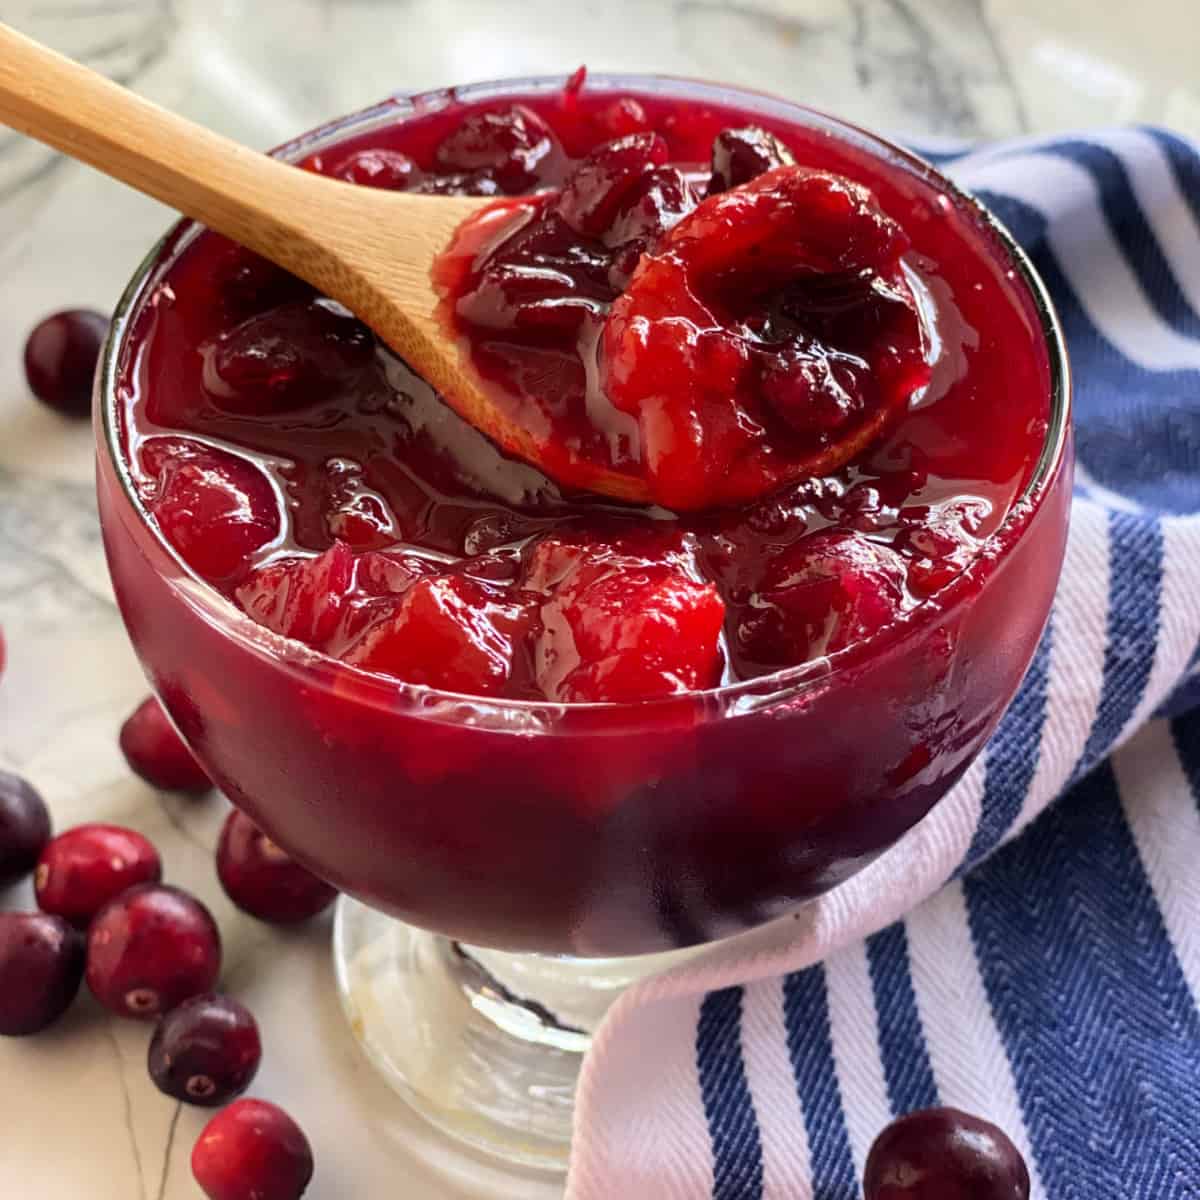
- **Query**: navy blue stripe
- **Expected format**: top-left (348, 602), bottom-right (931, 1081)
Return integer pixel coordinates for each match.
top-left (1154, 672), bottom-right (1200, 721)
top-left (1143, 127), bottom-right (1200, 235)
top-left (1071, 512), bottom-right (1164, 782)
top-left (696, 987), bottom-right (764, 1200)
top-left (964, 625), bottom-right (1054, 868)
top-left (964, 762), bottom-right (1200, 1197)
top-left (1170, 705), bottom-right (1200, 810)
top-left (781, 967), bottom-right (857, 1198)
top-left (865, 924), bottom-right (939, 1114)
top-left (1044, 140), bottom-right (1200, 338)
top-left (972, 189), bottom-right (1200, 516)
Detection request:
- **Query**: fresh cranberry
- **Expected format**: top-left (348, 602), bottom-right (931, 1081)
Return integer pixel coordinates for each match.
top-left (86, 884), bottom-right (221, 1020)
top-left (141, 438), bottom-right (281, 584)
top-left (737, 530), bottom-right (907, 667)
top-left (0, 912), bottom-right (84, 1036)
top-left (217, 811), bottom-right (336, 924)
top-left (203, 299), bottom-right (374, 415)
top-left (332, 148), bottom-right (415, 190)
top-left (235, 542), bottom-right (354, 648)
top-left (434, 104), bottom-right (557, 192)
top-left (524, 537), bottom-right (725, 702)
top-left (0, 770), bottom-right (51, 888)
top-left (148, 992), bottom-right (261, 1106)
top-left (35, 823), bottom-right (162, 929)
top-left (706, 125), bottom-right (796, 195)
top-left (193, 1099), bottom-right (314, 1200)
top-left (23, 308), bottom-right (109, 418)
top-left (557, 132), bottom-right (669, 236)
top-left (120, 696), bottom-right (212, 793)
top-left (342, 574), bottom-right (530, 695)
top-left (864, 1107), bottom-right (1030, 1200)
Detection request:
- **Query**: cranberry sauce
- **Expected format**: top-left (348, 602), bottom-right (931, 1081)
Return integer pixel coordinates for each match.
top-left (116, 81), bottom-right (1050, 706)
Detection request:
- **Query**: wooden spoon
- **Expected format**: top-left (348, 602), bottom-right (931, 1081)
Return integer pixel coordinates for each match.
top-left (0, 22), bottom-right (653, 502)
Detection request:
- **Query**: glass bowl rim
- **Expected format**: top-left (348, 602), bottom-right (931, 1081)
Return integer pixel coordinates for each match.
top-left (96, 71), bottom-right (1073, 719)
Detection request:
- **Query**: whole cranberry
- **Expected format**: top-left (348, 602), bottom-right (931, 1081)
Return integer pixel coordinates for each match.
top-left (120, 696), bottom-right (212, 793)
top-left (35, 823), bottom-right (162, 928)
top-left (86, 884), bottom-right (221, 1020)
top-left (0, 912), bottom-right (85, 1036)
top-left (864, 1107), bottom-right (1030, 1200)
top-left (0, 770), bottom-right (52, 888)
top-left (217, 811), bottom-right (336, 924)
top-left (148, 993), bottom-right (261, 1106)
top-left (23, 308), bottom-right (110, 417)
top-left (192, 1099), bottom-right (314, 1200)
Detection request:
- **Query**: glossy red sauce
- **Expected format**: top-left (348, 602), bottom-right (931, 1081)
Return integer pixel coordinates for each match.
top-left (116, 80), bottom-right (1051, 704)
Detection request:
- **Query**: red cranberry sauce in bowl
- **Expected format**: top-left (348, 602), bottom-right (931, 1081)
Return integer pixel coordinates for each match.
top-left (97, 75), bottom-right (1071, 954)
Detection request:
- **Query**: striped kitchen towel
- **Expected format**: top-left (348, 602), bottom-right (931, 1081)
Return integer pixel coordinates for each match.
top-left (567, 127), bottom-right (1200, 1200)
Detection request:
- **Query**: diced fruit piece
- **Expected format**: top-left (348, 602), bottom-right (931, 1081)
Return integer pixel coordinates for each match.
top-left (863, 1107), bottom-right (1030, 1200)
top-left (737, 530), bottom-right (907, 667)
top-left (192, 1099), bottom-right (314, 1200)
top-left (148, 993), bottom-right (262, 1106)
top-left (35, 823), bottom-right (162, 929)
top-left (706, 125), bottom-right (796, 195)
top-left (434, 104), bottom-right (557, 192)
top-left (141, 438), bottom-right (281, 584)
top-left (556, 132), bottom-right (669, 236)
top-left (524, 537), bottom-right (725, 702)
top-left (216, 811), bottom-right (336, 924)
top-left (202, 299), bottom-right (374, 415)
top-left (23, 308), bottom-right (109, 418)
top-left (235, 542), bottom-right (355, 648)
top-left (332, 148), bottom-right (415, 189)
top-left (0, 770), bottom-right (51, 888)
top-left (120, 696), bottom-right (213, 793)
top-left (0, 912), bottom-right (84, 1036)
top-left (86, 884), bottom-right (221, 1020)
top-left (343, 574), bottom-right (529, 695)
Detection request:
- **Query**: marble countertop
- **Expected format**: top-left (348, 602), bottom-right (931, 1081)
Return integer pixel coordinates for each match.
top-left (0, 1), bottom-right (1196, 1196)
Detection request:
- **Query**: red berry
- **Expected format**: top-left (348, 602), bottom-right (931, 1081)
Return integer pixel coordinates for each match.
top-left (140, 438), bottom-right (281, 585)
top-left (203, 299), bottom-right (374, 416)
top-left (148, 993), bottom-right (261, 1106)
top-left (216, 811), bottom-right (336, 924)
top-left (434, 104), bottom-right (556, 193)
top-left (86, 884), bottom-right (221, 1020)
top-left (35, 823), bottom-right (162, 929)
top-left (864, 1107), bottom-right (1030, 1200)
top-left (0, 912), bottom-right (85, 1036)
top-left (120, 696), bottom-right (212, 793)
top-left (556, 132), bottom-right (669, 236)
top-left (0, 769), bottom-right (51, 887)
top-left (23, 308), bottom-right (109, 418)
top-left (332, 148), bottom-right (415, 190)
top-left (706, 125), bottom-right (796, 195)
top-left (192, 1099), bottom-right (314, 1200)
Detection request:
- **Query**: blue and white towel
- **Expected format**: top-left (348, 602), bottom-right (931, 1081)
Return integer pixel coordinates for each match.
top-left (567, 128), bottom-right (1200, 1200)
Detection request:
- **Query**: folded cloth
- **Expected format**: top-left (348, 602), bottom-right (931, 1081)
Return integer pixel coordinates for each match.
top-left (566, 128), bottom-right (1200, 1200)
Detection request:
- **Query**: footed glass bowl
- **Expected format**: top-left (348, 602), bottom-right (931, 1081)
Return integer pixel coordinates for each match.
top-left (95, 74), bottom-right (1072, 1172)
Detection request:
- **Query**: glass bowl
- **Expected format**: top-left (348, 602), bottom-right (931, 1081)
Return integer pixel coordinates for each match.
top-left (95, 73), bottom-right (1072, 1171)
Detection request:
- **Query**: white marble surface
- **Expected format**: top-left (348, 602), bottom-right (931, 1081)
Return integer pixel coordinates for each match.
top-left (0, 1), bottom-right (1196, 1196)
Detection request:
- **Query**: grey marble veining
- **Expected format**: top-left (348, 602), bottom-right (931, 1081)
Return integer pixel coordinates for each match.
top-left (0, 2), bottom-right (1197, 1196)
